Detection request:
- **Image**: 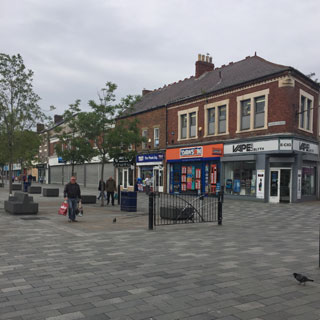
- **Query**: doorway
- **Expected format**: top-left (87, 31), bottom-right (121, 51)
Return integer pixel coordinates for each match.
top-left (153, 167), bottom-right (164, 192)
top-left (269, 168), bottom-right (291, 203)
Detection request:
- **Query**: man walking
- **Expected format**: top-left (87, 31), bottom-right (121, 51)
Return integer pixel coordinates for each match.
top-left (106, 176), bottom-right (116, 206)
top-left (97, 179), bottom-right (106, 200)
top-left (64, 176), bottom-right (81, 222)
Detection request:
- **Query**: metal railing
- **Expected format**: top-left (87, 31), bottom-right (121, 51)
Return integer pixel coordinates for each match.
top-left (149, 191), bottom-right (223, 229)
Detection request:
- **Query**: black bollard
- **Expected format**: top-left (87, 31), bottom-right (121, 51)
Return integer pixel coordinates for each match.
top-left (148, 192), bottom-right (154, 230)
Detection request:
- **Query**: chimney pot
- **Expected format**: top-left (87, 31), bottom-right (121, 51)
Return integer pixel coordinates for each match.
top-left (195, 53), bottom-right (214, 78)
top-left (54, 114), bottom-right (63, 124)
top-left (201, 54), bottom-right (205, 61)
top-left (142, 89), bottom-right (151, 96)
top-left (198, 53), bottom-right (201, 61)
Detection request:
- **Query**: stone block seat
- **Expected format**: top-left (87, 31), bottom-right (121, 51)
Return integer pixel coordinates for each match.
top-left (4, 192), bottom-right (38, 215)
top-left (42, 188), bottom-right (59, 197)
top-left (28, 186), bottom-right (42, 194)
top-left (81, 195), bottom-right (96, 204)
top-left (160, 207), bottom-right (194, 221)
top-left (0, 183), bottom-right (4, 187)
top-left (12, 183), bottom-right (22, 191)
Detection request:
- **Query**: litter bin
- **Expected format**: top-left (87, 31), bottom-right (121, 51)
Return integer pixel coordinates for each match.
top-left (120, 191), bottom-right (137, 212)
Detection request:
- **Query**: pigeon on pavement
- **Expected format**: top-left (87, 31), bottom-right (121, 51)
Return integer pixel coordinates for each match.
top-left (293, 273), bottom-right (314, 285)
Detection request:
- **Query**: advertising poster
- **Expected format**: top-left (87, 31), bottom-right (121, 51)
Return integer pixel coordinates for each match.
top-left (297, 169), bottom-right (302, 200)
top-left (256, 170), bottom-right (265, 199)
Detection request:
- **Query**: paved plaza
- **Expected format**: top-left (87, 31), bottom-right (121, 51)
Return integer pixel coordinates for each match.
top-left (0, 184), bottom-right (320, 319)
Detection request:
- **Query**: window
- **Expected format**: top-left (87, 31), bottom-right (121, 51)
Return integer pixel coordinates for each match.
top-left (142, 129), bottom-right (148, 149)
top-left (237, 89), bottom-right (269, 132)
top-left (241, 99), bottom-right (251, 130)
top-left (154, 128), bottom-right (159, 147)
top-left (218, 105), bottom-right (226, 133)
top-left (178, 107), bottom-right (198, 140)
top-left (208, 108), bottom-right (215, 135)
top-left (254, 96), bottom-right (265, 128)
top-left (189, 112), bottom-right (196, 137)
top-left (180, 114), bottom-right (187, 139)
top-left (302, 166), bottom-right (316, 196)
top-left (298, 90), bottom-right (314, 132)
top-left (204, 100), bottom-right (229, 136)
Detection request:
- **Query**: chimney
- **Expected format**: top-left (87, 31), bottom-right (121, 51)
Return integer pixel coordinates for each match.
top-left (54, 114), bottom-right (63, 124)
top-left (37, 123), bottom-right (44, 133)
top-left (142, 89), bottom-right (152, 96)
top-left (195, 53), bottom-right (214, 78)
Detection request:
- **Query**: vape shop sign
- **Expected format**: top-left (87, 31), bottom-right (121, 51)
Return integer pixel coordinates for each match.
top-left (224, 140), bottom-right (278, 154)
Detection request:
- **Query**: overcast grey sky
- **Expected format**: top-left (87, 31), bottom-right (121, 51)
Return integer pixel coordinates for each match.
top-left (1, 0), bottom-right (319, 115)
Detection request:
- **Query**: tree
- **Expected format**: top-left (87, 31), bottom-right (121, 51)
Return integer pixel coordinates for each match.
top-left (78, 82), bottom-right (145, 206)
top-left (0, 53), bottom-right (47, 194)
top-left (54, 100), bottom-right (97, 177)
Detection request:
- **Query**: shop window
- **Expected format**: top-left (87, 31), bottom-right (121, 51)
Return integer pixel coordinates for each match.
top-left (302, 166), bottom-right (316, 196)
top-left (241, 99), bottom-right (251, 130)
top-left (178, 107), bottom-right (198, 140)
top-left (299, 90), bottom-right (313, 132)
top-left (237, 89), bottom-right (269, 132)
top-left (224, 161), bottom-right (256, 196)
top-left (128, 168), bottom-right (134, 186)
top-left (118, 168), bottom-right (123, 186)
top-left (154, 128), bottom-right (159, 147)
top-left (218, 106), bottom-right (226, 133)
top-left (254, 96), bottom-right (265, 128)
top-left (142, 129), bottom-right (148, 149)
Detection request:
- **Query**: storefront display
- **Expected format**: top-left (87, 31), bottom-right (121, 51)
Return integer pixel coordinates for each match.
top-left (302, 166), bottom-right (316, 196)
top-left (166, 144), bottom-right (223, 194)
top-left (224, 161), bottom-right (256, 196)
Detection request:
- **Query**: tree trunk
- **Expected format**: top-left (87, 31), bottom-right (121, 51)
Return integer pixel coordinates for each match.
top-left (100, 157), bottom-right (105, 207)
top-left (71, 162), bottom-right (75, 176)
top-left (9, 161), bottom-right (13, 195)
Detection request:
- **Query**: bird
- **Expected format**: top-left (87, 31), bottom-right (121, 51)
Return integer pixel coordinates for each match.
top-left (113, 218), bottom-right (116, 223)
top-left (293, 273), bottom-right (314, 285)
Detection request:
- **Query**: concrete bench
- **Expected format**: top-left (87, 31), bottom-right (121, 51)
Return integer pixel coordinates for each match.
top-left (81, 195), bottom-right (96, 204)
top-left (28, 186), bottom-right (42, 194)
top-left (42, 188), bottom-right (59, 197)
top-left (0, 183), bottom-right (4, 188)
top-left (4, 191), bottom-right (38, 215)
top-left (12, 184), bottom-right (22, 191)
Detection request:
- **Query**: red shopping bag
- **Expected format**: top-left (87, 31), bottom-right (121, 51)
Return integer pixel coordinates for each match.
top-left (58, 201), bottom-right (68, 216)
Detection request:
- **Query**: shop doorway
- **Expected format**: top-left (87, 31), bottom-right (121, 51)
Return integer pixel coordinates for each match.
top-left (269, 168), bottom-right (291, 203)
top-left (153, 167), bottom-right (164, 192)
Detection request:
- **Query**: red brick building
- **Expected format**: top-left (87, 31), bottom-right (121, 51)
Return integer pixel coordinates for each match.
top-left (119, 54), bottom-right (320, 203)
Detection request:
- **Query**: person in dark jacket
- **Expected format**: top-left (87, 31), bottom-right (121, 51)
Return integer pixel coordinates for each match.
top-left (106, 176), bottom-right (116, 205)
top-left (64, 176), bottom-right (81, 222)
top-left (97, 179), bottom-right (106, 200)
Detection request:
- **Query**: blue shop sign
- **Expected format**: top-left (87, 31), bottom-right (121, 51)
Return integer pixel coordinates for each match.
top-left (136, 153), bottom-right (164, 163)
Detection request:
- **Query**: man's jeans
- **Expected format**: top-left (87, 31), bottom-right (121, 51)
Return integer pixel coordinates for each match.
top-left (98, 191), bottom-right (106, 200)
top-left (68, 198), bottom-right (78, 221)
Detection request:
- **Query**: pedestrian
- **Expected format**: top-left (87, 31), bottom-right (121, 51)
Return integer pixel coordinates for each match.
top-left (145, 175), bottom-right (151, 195)
top-left (64, 176), bottom-right (81, 222)
top-left (106, 176), bottom-right (116, 205)
top-left (97, 179), bottom-right (106, 200)
top-left (27, 174), bottom-right (33, 186)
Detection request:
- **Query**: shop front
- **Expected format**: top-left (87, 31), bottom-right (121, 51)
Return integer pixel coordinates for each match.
top-left (222, 138), bottom-right (319, 203)
top-left (166, 144), bottom-right (223, 194)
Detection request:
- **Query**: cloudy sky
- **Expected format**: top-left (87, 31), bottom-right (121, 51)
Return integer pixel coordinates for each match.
top-left (1, 0), bottom-right (320, 115)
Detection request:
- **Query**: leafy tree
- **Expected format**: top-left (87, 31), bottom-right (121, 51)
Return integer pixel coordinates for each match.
top-left (54, 100), bottom-right (97, 177)
top-left (78, 82), bottom-right (145, 206)
top-left (0, 53), bottom-right (47, 193)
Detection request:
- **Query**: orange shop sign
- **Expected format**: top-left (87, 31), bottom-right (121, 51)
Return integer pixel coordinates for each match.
top-left (166, 144), bottom-right (223, 160)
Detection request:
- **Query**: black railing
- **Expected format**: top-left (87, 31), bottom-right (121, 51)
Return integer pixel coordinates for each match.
top-left (149, 191), bottom-right (223, 229)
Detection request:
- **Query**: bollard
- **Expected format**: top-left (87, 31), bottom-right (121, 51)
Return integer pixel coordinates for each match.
top-left (218, 191), bottom-right (223, 225)
top-left (117, 185), bottom-right (120, 205)
top-left (148, 192), bottom-right (154, 230)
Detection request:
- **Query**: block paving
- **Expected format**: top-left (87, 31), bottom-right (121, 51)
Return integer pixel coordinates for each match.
top-left (0, 184), bottom-right (320, 319)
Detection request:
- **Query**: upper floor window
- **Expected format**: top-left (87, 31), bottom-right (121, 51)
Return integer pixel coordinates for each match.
top-left (178, 107), bottom-right (198, 140)
top-left (237, 89), bottom-right (269, 132)
top-left (299, 90), bottom-right (313, 133)
top-left (154, 127), bottom-right (159, 147)
top-left (204, 100), bottom-right (229, 137)
top-left (142, 129), bottom-right (148, 149)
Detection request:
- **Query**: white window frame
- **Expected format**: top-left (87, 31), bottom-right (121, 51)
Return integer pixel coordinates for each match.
top-left (298, 89), bottom-right (314, 133)
top-left (177, 107), bottom-right (199, 141)
top-left (236, 89), bottom-right (269, 133)
top-left (154, 127), bottom-right (160, 148)
top-left (204, 99), bottom-right (229, 137)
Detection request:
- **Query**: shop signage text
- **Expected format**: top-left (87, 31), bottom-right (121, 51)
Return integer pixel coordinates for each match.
top-left (136, 153), bottom-right (164, 163)
top-left (293, 140), bottom-right (318, 155)
top-left (225, 140), bottom-right (278, 154)
top-left (279, 139), bottom-right (292, 151)
top-left (180, 147), bottom-right (203, 158)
